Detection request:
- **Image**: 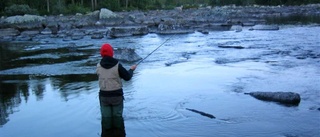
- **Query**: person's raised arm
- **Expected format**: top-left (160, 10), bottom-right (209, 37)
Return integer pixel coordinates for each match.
top-left (118, 64), bottom-right (137, 81)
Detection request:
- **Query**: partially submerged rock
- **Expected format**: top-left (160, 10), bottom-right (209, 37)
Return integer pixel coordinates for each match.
top-left (157, 29), bottom-right (194, 35)
top-left (218, 45), bottom-right (245, 49)
top-left (0, 28), bottom-right (20, 37)
top-left (108, 26), bottom-right (148, 38)
top-left (245, 91), bottom-right (301, 105)
top-left (165, 60), bottom-right (187, 66)
top-left (250, 25), bottom-right (280, 31)
top-left (156, 23), bottom-right (195, 34)
top-left (230, 25), bottom-right (242, 32)
top-left (114, 48), bottom-right (142, 62)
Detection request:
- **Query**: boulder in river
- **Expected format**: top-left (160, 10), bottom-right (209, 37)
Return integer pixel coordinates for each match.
top-left (245, 91), bottom-right (301, 106)
top-left (108, 26), bottom-right (148, 38)
top-left (41, 27), bottom-right (52, 35)
top-left (114, 48), bottom-right (142, 62)
top-left (0, 28), bottom-right (20, 37)
top-left (91, 33), bottom-right (104, 39)
top-left (230, 25), bottom-right (242, 32)
top-left (249, 25), bottom-right (280, 31)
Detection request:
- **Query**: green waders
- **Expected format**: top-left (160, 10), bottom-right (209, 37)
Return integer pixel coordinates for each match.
top-left (99, 96), bottom-right (125, 137)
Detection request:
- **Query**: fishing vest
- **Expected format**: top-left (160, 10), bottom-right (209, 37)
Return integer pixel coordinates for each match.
top-left (97, 63), bottom-right (122, 91)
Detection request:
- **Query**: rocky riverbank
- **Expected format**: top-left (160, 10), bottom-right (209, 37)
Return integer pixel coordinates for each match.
top-left (0, 4), bottom-right (319, 41)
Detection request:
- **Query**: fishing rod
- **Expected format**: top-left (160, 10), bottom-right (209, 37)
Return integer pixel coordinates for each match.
top-left (136, 34), bottom-right (175, 65)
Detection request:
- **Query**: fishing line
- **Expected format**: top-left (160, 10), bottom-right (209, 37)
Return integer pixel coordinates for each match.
top-left (137, 34), bottom-right (175, 65)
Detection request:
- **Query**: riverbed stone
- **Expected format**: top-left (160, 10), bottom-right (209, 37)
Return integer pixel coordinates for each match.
top-left (41, 27), bottom-right (52, 35)
top-left (114, 48), bottom-right (142, 62)
top-left (46, 22), bottom-right (59, 34)
top-left (218, 45), bottom-right (245, 49)
top-left (21, 30), bottom-right (40, 36)
top-left (0, 28), bottom-right (20, 37)
top-left (0, 4), bottom-right (319, 41)
top-left (71, 35), bottom-right (84, 40)
top-left (91, 33), bottom-right (104, 39)
top-left (230, 25), bottom-right (242, 32)
top-left (15, 35), bottom-right (33, 41)
top-left (245, 91), bottom-right (301, 105)
top-left (108, 26), bottom-right (148, 38)
top-left (250, 25), bottom-right (280, 30)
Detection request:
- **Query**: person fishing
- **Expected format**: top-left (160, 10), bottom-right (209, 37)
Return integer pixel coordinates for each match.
top-left (97, 43), bottom-right (137, 136)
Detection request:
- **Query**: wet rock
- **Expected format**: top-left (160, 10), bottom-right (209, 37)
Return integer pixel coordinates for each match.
top-left (165, 52), bottom-right (195, 66)
top-left (294, 50), bottom-right (320, 59)
top-left (215, 58), bottom-right (238, 64)
top-left (114, 48), bottom-right (142, 62)
top-left (67, 43), bottom-right (77, 52)
top-left (15, 35), bottom-right (33, 41)
top-left (218, 45), bottom-right (245, 49)
top-left (157, 23), bottom-right (195, 34)
top-left (245, 91), bottom-right (301, 105)
top-left (46, 22), bottom-right (59, 34)
top-left (157, 29), bottom-right (194, 35)
top-left (250, 25), bottom-right (279, 31)
top-left (197, 30), bottom-right (209, 34)
top-left (0, 28), bottom-right (20, 37)
top-left (242, 22), bottom-right (255, 26)
top-left (41, 27), bottom-right (52, 35)
top-left (71, 35), bottom-right (84, 40)
top-left (108, 26), bottom-right (148, 38)
top-left (16, 31), bottom-right (38, 41)
top-left (308, 106), bottom-right (320, 111)
top-left (182, 52), bottom-right (196, 59)
top-left (0, 36), bottom-right (14, 41)
top-left (165, 60), bottom-right (187, 66)
top-left (20, 30), bottom-right (40, 36)
top-left (206, 24), bottom-right (232, 31)
top-left (230, 25), bottom-right (242, 32)
top-left (91, 33), bottom-right (104, 39)
top-left (67, 29), bottom-right (86, 40)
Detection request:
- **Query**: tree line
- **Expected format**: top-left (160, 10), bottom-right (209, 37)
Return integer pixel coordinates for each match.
top-left (0, 0), bottom-right (319, 16)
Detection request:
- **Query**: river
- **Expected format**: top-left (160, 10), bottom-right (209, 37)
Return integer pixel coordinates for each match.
top-left (0, 25), bottom-right (320, 137)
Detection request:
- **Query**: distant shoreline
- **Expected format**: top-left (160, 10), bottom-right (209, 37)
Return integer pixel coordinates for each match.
top-left (0, 4), bottom-right (319, 41)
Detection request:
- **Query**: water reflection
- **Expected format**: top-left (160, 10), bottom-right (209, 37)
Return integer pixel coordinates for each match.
top-left (0, 74), bottom-right (97, 127)
top-left (0, 75), bottom-right (29, 126)
top-left (50, 74), bottom-right (97, 101)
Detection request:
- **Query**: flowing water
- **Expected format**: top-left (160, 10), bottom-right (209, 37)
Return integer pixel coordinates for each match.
top-left (0, 25), bottom-right (320, 137)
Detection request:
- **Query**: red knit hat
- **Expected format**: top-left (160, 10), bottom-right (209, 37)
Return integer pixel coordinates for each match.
top-left (100, 43), bottom-right (114, 57)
